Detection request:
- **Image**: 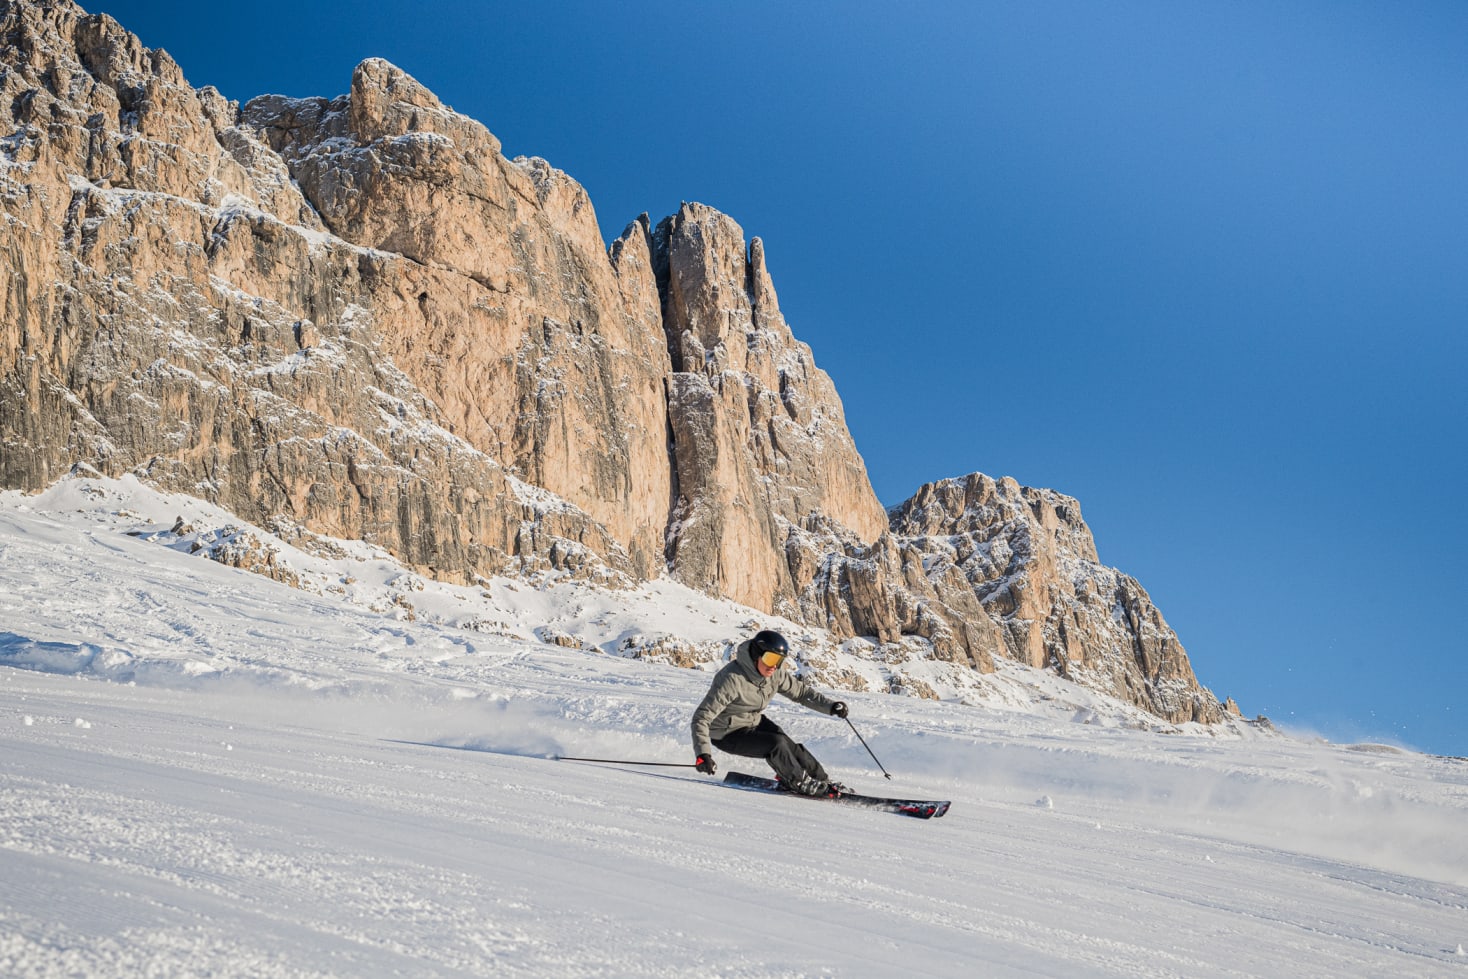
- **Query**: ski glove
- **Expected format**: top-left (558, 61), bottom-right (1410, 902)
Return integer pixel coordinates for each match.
top-left (831, 701), bottom-right (849, 719)
top-left (695, 754), bottom-right (717, 775)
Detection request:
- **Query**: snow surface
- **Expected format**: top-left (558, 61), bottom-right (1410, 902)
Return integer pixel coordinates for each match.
top-left (2, 477), bottom-right (1466, 977)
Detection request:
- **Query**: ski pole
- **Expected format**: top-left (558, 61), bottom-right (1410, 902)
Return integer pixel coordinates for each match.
top-left (554, 755), bottom-right (698, 767)
top-left (845, 717), bottom-right (892, 779)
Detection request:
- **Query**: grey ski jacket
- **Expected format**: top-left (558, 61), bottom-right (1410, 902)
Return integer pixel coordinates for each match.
top-left (691, 639), bottom-right (839, 756)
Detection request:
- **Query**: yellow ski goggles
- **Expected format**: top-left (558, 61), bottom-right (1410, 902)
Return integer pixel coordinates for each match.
top-left (758, 650), bottom-right (786, 669)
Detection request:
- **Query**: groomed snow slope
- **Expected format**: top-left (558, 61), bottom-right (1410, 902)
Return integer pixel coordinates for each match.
top-left (2, 481), bottom-right (1466, 977)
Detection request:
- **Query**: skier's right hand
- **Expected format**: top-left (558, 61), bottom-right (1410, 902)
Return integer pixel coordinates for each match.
top-left (695, 753), bottom-right (717, 775)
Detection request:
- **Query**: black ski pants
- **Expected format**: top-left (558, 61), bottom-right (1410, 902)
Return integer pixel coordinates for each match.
top-left (713, 715), bottom-right (828, 785)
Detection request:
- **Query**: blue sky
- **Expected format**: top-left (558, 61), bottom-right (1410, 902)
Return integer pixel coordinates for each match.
top-left (98, 1), bottom-right (1466, 755)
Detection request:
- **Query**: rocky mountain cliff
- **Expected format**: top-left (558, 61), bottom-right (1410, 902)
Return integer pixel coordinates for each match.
top-left (0, 0), bottom-right (1228, 724)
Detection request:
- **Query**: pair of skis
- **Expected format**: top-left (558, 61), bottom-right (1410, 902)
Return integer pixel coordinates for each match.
top-left (722, 770), bottom-right (951, 819)
top-left (551, 754), bottom-right (951, 819)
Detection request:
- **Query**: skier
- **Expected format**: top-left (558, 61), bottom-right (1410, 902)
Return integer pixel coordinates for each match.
top-left (691, 629), bottom-right (850, 797)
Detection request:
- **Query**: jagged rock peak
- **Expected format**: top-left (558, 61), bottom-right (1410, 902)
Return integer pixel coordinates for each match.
top-left (350, 57), bottom-right (458, 140)
top-left (0, 0), bottom-right (316, 223)
top-left (653, 202), bottom-right (789, 371)
top-left (654, 201), bottom-right (889, 541)
top-left (886, 472), bottom-right (1225, 724)
top-left (648, 200), bottom-right (890, 612)
top-left (890, 472), bottom-right (1101, 564)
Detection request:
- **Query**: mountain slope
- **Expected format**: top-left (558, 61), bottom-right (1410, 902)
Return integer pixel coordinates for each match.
top-left (1, 480), bottom-right (1465, 977)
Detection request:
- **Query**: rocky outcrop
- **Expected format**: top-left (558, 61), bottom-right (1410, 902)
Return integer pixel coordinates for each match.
top-left (820, 473), bottom-right (1224, 724)
top-left (239, 60), bottom-right (680, 582)
top-left (646, 204), bottom-right (888, 613)
top-left (0, 0), bottom-right (1228, 724)
top-left (0, 0), bottom-right (627, 583)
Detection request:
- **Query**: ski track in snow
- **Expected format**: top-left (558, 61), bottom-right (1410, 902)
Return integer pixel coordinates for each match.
top-left (2, 486), bottom-right (1467, 977)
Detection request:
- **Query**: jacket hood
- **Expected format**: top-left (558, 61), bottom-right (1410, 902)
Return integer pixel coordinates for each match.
top-left (733, 639), bottom-right (761, 679)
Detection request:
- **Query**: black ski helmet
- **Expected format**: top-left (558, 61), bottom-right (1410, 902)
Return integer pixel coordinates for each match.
top-left (750, 630), bottom-right (789, 658)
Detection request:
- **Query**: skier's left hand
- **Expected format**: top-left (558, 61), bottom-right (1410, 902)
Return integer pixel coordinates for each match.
top-left (831, 701), bottom-right (848, 719)
top-left (695, 753), bottom-right (717, 775)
